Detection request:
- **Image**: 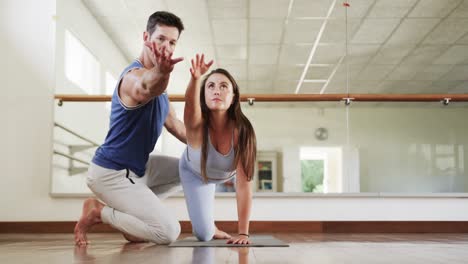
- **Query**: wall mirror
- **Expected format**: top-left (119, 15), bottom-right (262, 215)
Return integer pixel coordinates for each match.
top-left (52, 0), bottom-right (468, 196)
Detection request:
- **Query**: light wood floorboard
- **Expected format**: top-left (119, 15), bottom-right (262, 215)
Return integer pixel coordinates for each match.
top-left (1, 233), bottom-right (468, 263)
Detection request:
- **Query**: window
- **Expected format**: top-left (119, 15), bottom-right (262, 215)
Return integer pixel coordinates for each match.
top-left (105, 71), bottom-right (117, 110)
top-left (65, 30), bottom-right (100, 94)
top-left (301, 159), bottom-right (324, 193)
top-left (105, 71), bottom-right (117, 95)
top-left (300, 148), bottom-right (326, 193)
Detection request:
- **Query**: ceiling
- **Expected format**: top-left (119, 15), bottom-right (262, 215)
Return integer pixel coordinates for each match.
top-left (82, 0), bottom-right (468, 95)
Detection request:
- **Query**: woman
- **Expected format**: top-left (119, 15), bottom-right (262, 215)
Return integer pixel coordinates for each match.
top-left (180, 54), bottom-right (256, 244)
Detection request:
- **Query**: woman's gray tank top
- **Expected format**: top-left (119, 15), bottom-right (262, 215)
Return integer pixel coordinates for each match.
top-left (182, 131), bottom-right (236, 182)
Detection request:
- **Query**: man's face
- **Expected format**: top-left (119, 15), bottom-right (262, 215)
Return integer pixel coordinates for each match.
top-left (145, 24), bottom-right (180, 56)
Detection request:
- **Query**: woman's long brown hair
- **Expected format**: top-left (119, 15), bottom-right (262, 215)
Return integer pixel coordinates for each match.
top-left (199, 68), bottom-right (257, 183)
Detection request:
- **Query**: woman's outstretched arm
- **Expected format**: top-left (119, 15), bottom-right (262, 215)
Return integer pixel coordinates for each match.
top-left (184, 54), bottom-right (213, 130)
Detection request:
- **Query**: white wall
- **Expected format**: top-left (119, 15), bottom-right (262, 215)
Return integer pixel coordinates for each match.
top-left (0, 0), bottom-right (87, 221)
top-left (1, 1), bottom-right (468, 222)
top-left (51, 0), bottom-right (129, 194)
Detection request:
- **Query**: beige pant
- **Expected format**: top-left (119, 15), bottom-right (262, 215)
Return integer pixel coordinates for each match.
top-left (87, 155), bottom-right (182, 244)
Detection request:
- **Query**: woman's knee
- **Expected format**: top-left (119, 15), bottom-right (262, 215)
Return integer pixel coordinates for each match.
top-left (193, 225), bottom-right (215, 242)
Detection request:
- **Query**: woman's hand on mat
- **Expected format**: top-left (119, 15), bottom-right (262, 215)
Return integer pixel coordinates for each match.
top-left (190, 53), bottom-right (213, 80)
top-left (227, 235), bottom-right (250, 245)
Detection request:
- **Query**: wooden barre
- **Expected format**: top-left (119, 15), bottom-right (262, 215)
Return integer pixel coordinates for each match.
top-left (54, 94), bottom-right (468, 103)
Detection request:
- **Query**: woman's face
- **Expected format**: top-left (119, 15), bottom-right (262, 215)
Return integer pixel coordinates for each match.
top-left (204, 73), bottom-right (234, 112)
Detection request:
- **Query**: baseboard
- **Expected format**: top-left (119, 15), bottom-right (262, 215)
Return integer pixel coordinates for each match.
top-left (1, 221), bottom-right (468, 234)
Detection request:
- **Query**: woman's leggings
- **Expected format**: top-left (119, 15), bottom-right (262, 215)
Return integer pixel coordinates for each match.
top-left (179, 157), bottom-right (228, 241)
top-left (87, 155), bottom-right (182, 244)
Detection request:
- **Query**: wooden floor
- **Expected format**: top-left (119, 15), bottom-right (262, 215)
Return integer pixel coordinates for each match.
top-left (1, 233), bottom-right (468, 263)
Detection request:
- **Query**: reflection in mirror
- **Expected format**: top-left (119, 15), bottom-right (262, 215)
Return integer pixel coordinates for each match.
top-left (349, 102), bottom-right (468, 193)
top-left (346, 0), bottom-right (468, 94)
top-left (53, 99), bottom-right (468, 195)
top-left (191, 247), bottom-right (252, 264)
top-left (52, 0), bottom-right (468, 197)
top-left (242, 101), bottom-right (351, 194)
top-left (73, 243), bottom-right (252, 263)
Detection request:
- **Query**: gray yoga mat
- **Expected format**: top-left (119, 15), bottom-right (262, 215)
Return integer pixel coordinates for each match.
top-left (169, 235), bottom-right (289, 247)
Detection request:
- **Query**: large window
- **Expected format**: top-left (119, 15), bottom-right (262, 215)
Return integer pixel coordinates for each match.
top-left (65, 30), bottom-right (100, 94)
top-left (105, 71), bottom-right (117, 95)
top-left (105, 71), bottom-right (117, 110)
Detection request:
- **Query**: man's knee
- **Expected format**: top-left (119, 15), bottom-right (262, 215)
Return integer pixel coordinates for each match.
top-left (86, 175), bottom-right (96, 190)
top-left (123, 233), bottom-right (146, 243)
top-left (164, 220), bottom-right (181, 242)
top-left (150, 218), bottom-right (181, 244)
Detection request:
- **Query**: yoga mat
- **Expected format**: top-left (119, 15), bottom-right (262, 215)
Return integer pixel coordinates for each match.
top-left (169, 235), bottom-right (289, 247)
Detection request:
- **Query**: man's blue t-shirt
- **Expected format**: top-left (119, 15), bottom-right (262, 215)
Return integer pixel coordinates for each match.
top-left (92, 60), bottom-right (169, 176)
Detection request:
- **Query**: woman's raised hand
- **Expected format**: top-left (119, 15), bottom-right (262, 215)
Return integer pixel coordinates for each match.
top-left (190, 54), bottom-right (213, 79)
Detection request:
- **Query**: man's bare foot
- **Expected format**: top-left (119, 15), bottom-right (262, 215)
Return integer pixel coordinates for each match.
top-left (74, 198), bottom-right (104, 246)
top-left (74, 244), bottom-right (95, 261)
top-left (120, 241), bottom-right (150, 252)
top-left (213, 227), bottom-right (231, 239)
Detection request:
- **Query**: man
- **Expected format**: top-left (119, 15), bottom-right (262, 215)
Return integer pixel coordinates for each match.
top-left (74, 11), bottom-right (186, 245)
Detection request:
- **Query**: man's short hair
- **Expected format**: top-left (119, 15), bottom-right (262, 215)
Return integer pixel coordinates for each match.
top-left (146, 11), bottom-right (184, 36)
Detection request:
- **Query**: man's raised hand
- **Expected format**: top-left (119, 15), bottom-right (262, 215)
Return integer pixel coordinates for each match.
top-left (145, 41), bottom-right (184, 75)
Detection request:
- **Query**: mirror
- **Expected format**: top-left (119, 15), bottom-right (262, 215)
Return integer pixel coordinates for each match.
top-left (52, 0), bottom-right (468, 196)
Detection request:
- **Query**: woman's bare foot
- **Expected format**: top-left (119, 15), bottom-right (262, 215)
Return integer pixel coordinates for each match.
top-left (213, 227), bottom-right (231, 239)
top-left (74, 198), bottom-right (104, 246)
